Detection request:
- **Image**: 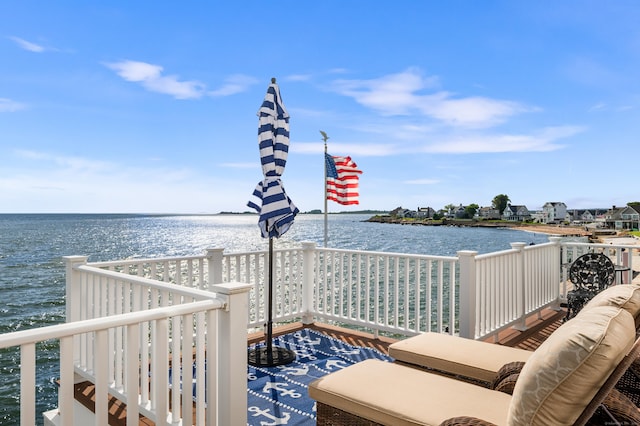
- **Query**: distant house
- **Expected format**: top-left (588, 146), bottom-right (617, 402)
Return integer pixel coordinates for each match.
top-left (576, 210), bottom-right (594, 223)
top-left (530, 210), bottom-right (546, 223)
top-left (542, 202), bottom-right (567, 224)
top-left (390, 207), bottom-right (404, 217)
top-left (604, 205), bottom-right (640, 230)
top-left (502, 203), bottom-right (531, 222)
top-left (568, 209), bottom-right (604, 224)
top-left (394, 207), bottom-right (416, 218)
top-left (416, 207), bottom-right (436, 219)
top-left (454, 204), bottom-right (467, 219)
top-left (478, 206), bottom-right (501, 220)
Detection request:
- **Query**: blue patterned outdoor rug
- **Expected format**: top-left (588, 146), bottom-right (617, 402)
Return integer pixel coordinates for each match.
top-left (247, 328), bottom-right (393, 425)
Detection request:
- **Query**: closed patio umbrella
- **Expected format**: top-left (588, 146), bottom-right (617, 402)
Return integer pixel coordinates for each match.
top-left (247, 78), bottom-right (298, 367)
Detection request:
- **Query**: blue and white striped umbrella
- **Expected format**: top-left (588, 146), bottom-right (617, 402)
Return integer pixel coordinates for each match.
top-left (248, 79), bottom-right (298, 238)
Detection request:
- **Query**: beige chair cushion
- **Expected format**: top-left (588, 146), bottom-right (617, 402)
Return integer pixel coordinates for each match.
top-left (389, 332), bottom-right (532, 384)
top-left (508, 306), bottom-right (635, 425)
top-left (309, 359), bottom-right (511, 426)
top-left (583, 284), bottom-right (640, 326)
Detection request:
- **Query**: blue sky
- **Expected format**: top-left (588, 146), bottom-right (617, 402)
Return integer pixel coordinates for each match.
top-left (1, 1), bottom-right (638, 214)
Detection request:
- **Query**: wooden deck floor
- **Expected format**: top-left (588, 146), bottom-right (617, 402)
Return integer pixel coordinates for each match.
top-left (75, 308), bottom-right (566, 425)
top-left (249, 307), bottom-right (566, 355)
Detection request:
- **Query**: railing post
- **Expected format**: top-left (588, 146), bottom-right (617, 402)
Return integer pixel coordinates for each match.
top-left (301, 242), bottom-right (317, 324)
top-left (63, 256), bottom-right (89, 363)
top-left (206, 248), bottom-right (225, 287)
top-left (548, 237), bottom-right (565, 306)
top-left (63, 256), bottom-right (88, 324)
top-left (457, 250), bottom-right (478, 339)
top-left (211, 281), bottom-right (252, 426)
top-left (511, 242), bottom-right (528, 331)
top-left (64, 255), bottom-right (89, 379)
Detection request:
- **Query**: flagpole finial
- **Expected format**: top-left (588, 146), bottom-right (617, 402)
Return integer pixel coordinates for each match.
top-left (271, 77), bottom-right (276, 83)
top-left (320, 130), bottom-right (329, 143)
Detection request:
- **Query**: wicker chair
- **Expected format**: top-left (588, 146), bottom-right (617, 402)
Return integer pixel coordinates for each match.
top-left (565, 252), bottom-right (615, 320)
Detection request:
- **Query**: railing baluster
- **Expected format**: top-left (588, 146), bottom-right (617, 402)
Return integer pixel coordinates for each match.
top-left (413, 259), bottom-right (421, 332)
top-left (153, 318), bottom-right (169, 426)
top-left (95, 329), bottom-right (109, 426)
top-left (206, 309), bottom-right (218, 426)
top-left (126, 322), bottom-right (140, 426)
top-left (195, 311), bottom-right (206, 424)
top-left (355, 253), bottom-right (362, 321)
top-left (171, 314), bottom-right (181, 424)
top-left (386, 256), bottom-right (391, 327)
top-left (448, 260), bottom-right (456, 333)
top-left (181, 313), bottom-right (194, 426)
top-left (372, 255), bottom-right (378, 325)
top-left (337, 252), bottom-right (344, 318)
top-left (20, 343), bottom-right (35, 426)
top-left (346, 253), bottom-right (353, 319)
top-left (59, 335), bottom-right (75, 426)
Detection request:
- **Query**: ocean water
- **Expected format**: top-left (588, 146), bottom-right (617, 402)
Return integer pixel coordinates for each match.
top-left (0, 213), bottom-right (554, 424)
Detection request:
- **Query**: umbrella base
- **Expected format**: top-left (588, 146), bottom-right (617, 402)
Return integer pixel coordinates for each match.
top-left (248, 346), bottom-right (296, 367)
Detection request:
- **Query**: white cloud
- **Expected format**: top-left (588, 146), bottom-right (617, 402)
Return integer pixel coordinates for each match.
top-left (1, 149), bottom-right (216, 212)
top-left (105, 60), bottom-right (205, 99)
top-left (0, 98), bottom-right (26, 112)
top-left (331, 68), bottom-right (531, 128)
top-left (15, 149), bottom-right (113, 173)
top-left (8, 36), bottom-right (45, 52)
top-left (422, 95), bottom-right (526, 127)
top-left (286, 74), bottom-right (312, 82)
top-left (208, 74), bottom-right (258, 96)
top-left (424, 126), bottom-right (584, 154)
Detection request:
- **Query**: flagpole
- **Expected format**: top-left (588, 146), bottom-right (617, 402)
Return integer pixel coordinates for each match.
top-left (320, 131), bottom-right (329, 247)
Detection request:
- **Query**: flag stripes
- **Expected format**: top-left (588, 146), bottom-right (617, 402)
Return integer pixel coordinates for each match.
top-left (325, 153), bottom-right (362, 205)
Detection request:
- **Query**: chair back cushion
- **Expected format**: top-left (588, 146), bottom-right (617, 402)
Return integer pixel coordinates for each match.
top-left (507, 306), bottom-right (635, 425)
top-left (584, 284), bottom-right (640, 327)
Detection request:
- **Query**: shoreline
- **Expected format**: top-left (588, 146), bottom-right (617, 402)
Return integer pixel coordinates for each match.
top-left (365, 216), bottom-right (592, 237)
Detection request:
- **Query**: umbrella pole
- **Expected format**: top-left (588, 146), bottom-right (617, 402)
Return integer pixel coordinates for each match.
top-left (248, 237), bottom-right (296, 367)
top-left (266, 237), bottom-right (274, 358)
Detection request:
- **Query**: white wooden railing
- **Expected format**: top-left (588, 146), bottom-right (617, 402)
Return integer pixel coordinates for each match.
top-left (311, 246), bottom-right (458, 336)
top-left (3, 236), bottom-right (637, 424)
top-left (462, 239), bottom-right (563, 340)
top-left (86, 238), bottom-right (636, 341)
top-left (0, 256), bottom-right (251, 426)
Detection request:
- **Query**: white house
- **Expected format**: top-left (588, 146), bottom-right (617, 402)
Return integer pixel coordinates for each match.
top-left (542, 202), bottom-right (567, 224)
top-left (502, 203), bottom-right (531, 222)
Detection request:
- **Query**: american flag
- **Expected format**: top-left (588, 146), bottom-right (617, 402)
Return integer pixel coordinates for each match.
top-left (325, 153), bottom-right (362, 205)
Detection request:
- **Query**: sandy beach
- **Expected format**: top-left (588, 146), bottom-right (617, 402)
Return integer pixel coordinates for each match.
top-left (515, 224), bottom-right (591, 236)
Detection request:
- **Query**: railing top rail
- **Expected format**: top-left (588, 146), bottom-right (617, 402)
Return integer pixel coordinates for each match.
top-left (561, 241), bottom-right (638, 249)
top-left (76, 264), bottom-right (218, 299)
top-left (475, 248), bottom-right (517, 260)
top-left (475, 240), bottom-right (558, 260)
top-left (316, 246), bottom-right (458, 261)
top-left (222, 248), bottom-right (300, 257)
top-left (524, 240), bottom-right (558, 250)
top-left (0, 299), bottom-right (222, 349)
top-left (89, 254), bottom-right (207, 267)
